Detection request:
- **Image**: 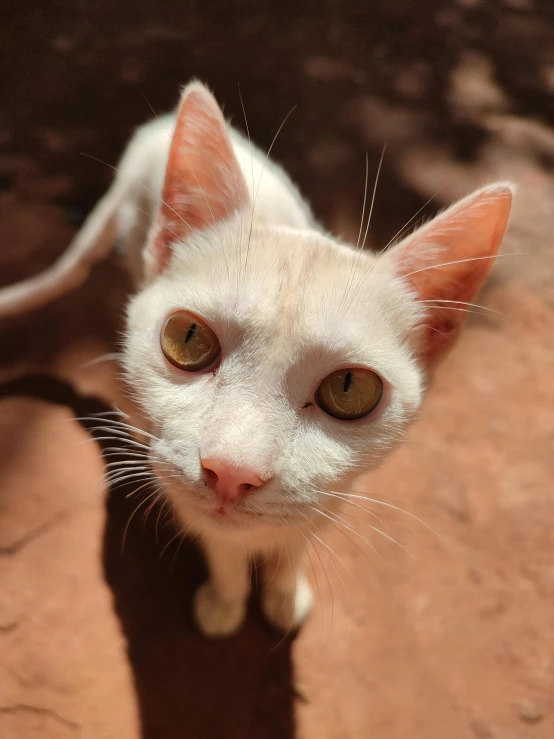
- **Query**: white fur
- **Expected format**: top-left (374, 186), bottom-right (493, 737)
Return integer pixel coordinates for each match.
top-left (121, 129), bottom-right (425, 635)
top-left (0, 83), bottom-right (512, 636)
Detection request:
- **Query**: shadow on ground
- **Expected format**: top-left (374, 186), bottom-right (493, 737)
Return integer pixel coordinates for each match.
top-left (0, 375), bottom-right (297, 739)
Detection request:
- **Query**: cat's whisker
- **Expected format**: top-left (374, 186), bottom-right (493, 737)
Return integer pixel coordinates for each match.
top-left (329, 489), bottom-right (441, 538)
top-left (349, 247), bottom-right (522, 320)
top-left (311, 530), bottom-right (344, 644)
top-left (332, 506), bottom-right (413, 558)
top-left (314, 487), bottom-right (398, 502)
top-left (258, 546), bottom-right (275, 571)
top-left (340, 146), bottom-right (386, 313)
top-left (84, 410), bottom-right (127, 417)
top-left (361, 144), bottom-right (386, 253)
top-left (80, 352), bottom-right (123, 368)
top-left (142, 493), bottom-right (163, 530)
top-left (170, 528), bottom-right (187, 569)
top-left (105, 458), bottom-right (152, 469)
top-left (311, 505), bottom-right (383, 561)
top-left (378, 295), bottom-right (503, 320)
top-left (140, 92), bottom-right (172, 138)
top-left (80, 152), bottom-right (118, 173)
top-left (309, 528), bottom-right (349, 602)
top-left (238, 83), bottom-right (256, 234)
top-left (300, 511), bottom-right (352, 576)
top-left (85, 428), bottom-right (152, 449)
top-left (104, 467), bottom-right (151, 481)
top-left (72, 435), bottom-right (151, 452)
top-left (302, 526), bottom-right (337, 643)
top-left (103, 464), bottom-right (180, 487)
top-left (341, 144), bottom-right (386, 313)
top-left (245, 105), bottom-right (297, 280)
top-left (307, 532), bottom-right (347, 656)
top-left (356, 152), bottom-right (370, 252)
top-left (338, 506), bottom-right (395, 534)
top-left (338, 153), bottom-right (369, 314)
top-left (87, 429), bottom-right (138, 445)
top-left (401, 252), bottom-right (525, 280)
top-left (104, 469), bottom-right (161, 486)
top-left (405, 304), bottom-right (499, 319)
top-left (121, 485), bottom-right (164, 554)
top-left (160, 529), bottom-right (184, 558)
top-left (381, 179), bottom-right (456, 252)
top-left (79, 416), bottom-right (160, 443)
top-left (105, 464), bottom-right (156, 480)
top-left (79, 421), bottom-right (138, 436)
top-left (425, 323), bottom-right (450, 340)
top-left (102, 451), bottom-right (150, 460)
top-left (80, 152), bottom-right (189, 239)
top-left (412, 298), bottom-right (503, 315)
top-left (314, 489), bottom-right (388, 527)
top-left (261, 543), bottom-right (282, 591)
top-left (269, 540), bottom-right (303, 650)
top-left (300, 531), bottom-right (325, 630)
top-left (108, 476), bottom-right (157, 495)
top-left (124, 479), bottom-right (158, 500)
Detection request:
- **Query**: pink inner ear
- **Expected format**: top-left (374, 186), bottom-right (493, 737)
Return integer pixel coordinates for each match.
top-left (149, 83), bottom-right (249, 276)
top-left (393, 184), bottom-right (513, 364)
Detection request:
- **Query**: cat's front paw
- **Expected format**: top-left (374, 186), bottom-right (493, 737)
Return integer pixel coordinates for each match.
top-left (193, 581), bottom-right (246, 638)
top-left (261, 572), bottom-right (313, 633)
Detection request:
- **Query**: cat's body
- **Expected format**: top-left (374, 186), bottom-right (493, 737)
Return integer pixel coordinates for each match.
top-left (0, 82), bottom-right (513, 637)
top-left (0, 113), bottom-right (314, 314)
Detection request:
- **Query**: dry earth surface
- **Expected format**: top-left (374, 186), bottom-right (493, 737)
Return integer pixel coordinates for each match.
top-left (1, 2), bottom-right (553, 737)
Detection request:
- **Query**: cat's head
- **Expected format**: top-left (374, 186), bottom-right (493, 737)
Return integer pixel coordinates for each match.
top-left (123, 82), bottom-right (513, 535)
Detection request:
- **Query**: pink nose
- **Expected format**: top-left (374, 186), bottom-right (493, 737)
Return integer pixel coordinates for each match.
top-left (201, 458), bottom-right (265, 503)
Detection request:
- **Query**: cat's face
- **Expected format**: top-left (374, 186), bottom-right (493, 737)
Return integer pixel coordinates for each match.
top-left (123, 82), bottom-right (512, 536)
top-left (124, 220), bottom-right (424, 532)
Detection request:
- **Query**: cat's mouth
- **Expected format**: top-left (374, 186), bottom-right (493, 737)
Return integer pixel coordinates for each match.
top-left (206, 505), bottom-right (254, 526)
top-left (199, 498), bottom-right (299, 527)
top-left (151, 460), bottom-right (306, 528)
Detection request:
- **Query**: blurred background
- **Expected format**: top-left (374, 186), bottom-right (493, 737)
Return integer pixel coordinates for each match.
top-left (1, 1), bottom-right (554, 738)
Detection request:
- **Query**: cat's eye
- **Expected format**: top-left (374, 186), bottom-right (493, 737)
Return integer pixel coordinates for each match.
top-left (161, 311), bottom-right (220, 371)
top-left (316, 368), bottom-right (383, 421)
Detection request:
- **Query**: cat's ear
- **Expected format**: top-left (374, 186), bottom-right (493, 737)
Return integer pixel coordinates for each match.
top-left (388, 183), bottom-right (513, 365)
top-left (146, 81), bottom-right (250, 279)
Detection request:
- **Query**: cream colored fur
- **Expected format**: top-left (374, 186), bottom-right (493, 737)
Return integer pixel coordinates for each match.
top-left (0, 81), bottom-right (513, 637)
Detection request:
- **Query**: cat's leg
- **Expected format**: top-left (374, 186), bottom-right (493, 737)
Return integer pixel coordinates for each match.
top-left (261, 536), bottom-right (313, 633)
top-left (194, 536), bottom-right (250, 638)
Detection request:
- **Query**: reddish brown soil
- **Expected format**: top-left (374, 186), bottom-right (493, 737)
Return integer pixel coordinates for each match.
top-left (1, 3), bottom-right (554, 738)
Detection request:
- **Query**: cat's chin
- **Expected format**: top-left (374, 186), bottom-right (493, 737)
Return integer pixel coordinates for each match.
top-left (174, 495), bottom-right (300, 537)
top-left (193, 503), bottom-right (289, 531)
top-left (166, 488), bottom-right (270, 532)
top-left (158, 475), bottom-right (308, 537)
top-left (204, 506), bottom-right (252, 527)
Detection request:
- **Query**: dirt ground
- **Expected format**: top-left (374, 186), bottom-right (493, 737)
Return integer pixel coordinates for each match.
top-left (1, 2), bottom-right (554, 738)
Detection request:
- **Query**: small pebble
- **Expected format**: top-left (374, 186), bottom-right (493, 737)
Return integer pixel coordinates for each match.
top-left (515, 698), bottom-right (544, 724)
top-left (469, 715), bottom-right (494, 738)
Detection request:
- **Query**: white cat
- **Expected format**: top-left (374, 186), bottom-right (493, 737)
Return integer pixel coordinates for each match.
top-left (0, 81), bottom-right (513, 637)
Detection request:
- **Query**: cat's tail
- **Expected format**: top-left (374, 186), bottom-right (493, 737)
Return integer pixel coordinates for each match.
top-left (0, 190), bottom-right (119, 317)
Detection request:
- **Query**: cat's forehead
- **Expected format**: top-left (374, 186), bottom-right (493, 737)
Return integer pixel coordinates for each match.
top-left (162, 223), bottom-right (407, 364)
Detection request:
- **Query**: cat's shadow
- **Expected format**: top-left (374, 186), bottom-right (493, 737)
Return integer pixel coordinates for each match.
top-left (0, 375), bottom-right (298, 739)
top-left (104, 469), bottom-right (299, 739)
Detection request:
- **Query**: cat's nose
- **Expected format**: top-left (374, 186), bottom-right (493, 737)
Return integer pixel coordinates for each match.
top-left (201, 458), bottom-right (265, 503)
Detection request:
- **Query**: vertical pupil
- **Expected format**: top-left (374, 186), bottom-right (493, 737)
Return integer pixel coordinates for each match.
top-left (184, 323), bottom-right (197, 344)
top-left (342, 371), bottom-right (353, 393)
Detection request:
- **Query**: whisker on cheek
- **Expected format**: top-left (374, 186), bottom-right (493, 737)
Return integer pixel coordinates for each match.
top-left (329, 489), bottom-right (441, 538)
top-left (121, 484), bottom-right (165, 554)
top-left (310, 506), bottom-right (383, 563)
